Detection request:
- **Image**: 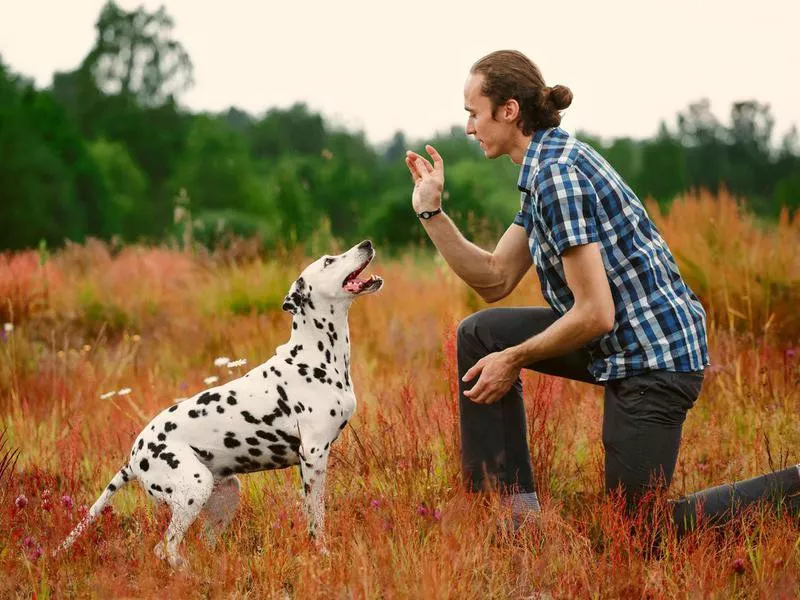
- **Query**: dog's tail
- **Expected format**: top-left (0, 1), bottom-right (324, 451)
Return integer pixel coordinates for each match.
top-left (53, 463), bottom-right (136, 557)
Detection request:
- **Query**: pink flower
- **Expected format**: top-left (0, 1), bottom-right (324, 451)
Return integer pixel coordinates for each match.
top-left (370, 499), bottom-right (381, 509)
top-left (14, 495), bottom-right (27, 509)
top-left (732, 558), bottom-right (746, 574)
top-left (416, 504), bottom-right (429, 517)
top-left (432, 509), bottom-right (442, 521)
top-left (61, 495), bottom-right (74, 510)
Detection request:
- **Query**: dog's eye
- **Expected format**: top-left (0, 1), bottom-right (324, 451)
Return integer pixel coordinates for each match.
top-left (323, 257), bottom-right (335, 267)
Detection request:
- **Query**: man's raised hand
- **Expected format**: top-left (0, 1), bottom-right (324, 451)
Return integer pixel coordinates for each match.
top-left (405, 144), bottom-right (445, 213)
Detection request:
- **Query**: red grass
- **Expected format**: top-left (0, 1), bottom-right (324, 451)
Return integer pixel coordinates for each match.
top-left (1, 191), bottom-right (800, 597)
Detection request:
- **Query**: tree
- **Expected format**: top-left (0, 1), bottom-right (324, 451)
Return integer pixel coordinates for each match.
top-left (81, 0), bottom-right (193, 107)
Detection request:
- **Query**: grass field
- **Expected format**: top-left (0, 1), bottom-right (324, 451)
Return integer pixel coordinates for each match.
top-left (2, 190), bottom-right (800, 599)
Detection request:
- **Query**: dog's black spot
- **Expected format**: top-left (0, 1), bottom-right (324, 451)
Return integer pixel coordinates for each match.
top-left (246, 437), bottom-right (260, 446)
top-left (336, 382), bottom-right (343, 390)
top-left (197, 392), bottom-right (221, 406)
top-left (292, 322), bottom-right (298, 330)
top-left (330, 409), bottom-right (336, 417)
top-left (294, 404), bottom-right (304, 414)
top-left (285, 358), bottom-right (293, 365)
top-left (327, 333), bottom-right (335, 347)
top-left (157, 433), bottom-right (166, 441)
top-left (165, 487), bottom-right (173, 494)
top-left (263, 413), bottom-right (277, 426)
top-left (148, 442), bottom-right (166, 458)
top-left (249, 448), bottom-right (263, 457)
top-left (108, 483), bottom-right (117, 492)
top-left (241, 410), bottom-right (261, 425)
top-left (224, 434), bottom-right (241, 448)
top-left (256, 430), bottom-right (278, 442)
top-left (188, 498), bottom-right (194, 505)
top-left (221, 467), bottom-right (233, 477)
top-left (339, 421), bottom-right (348, 430)
top-left (328, 322), bottom-right (335, 333)
top-left (291, 344), bottom-right (302, 358)
top-left (317, 341), bottom-right (324, 351)
top-left (188, 409), bottom-right (201, 418)
top-left (227, 395), bottom-right (237, 405)
top-left (314, 318), bottom-right (324, 330)
top-left (324, 442), bottom-right (330, 450)
top-left (194, 473), bottom-right (200, 478)
top-left (161, 452), bottom-right (180, 469)
top-left (191, 446), bottom-right (214, 461)
top-left (151, 483), bottom-right (162, 492)
top-left (217, 405), bottom-right (225, 414)
top-left (268, 444), bottom-right (286, 455)
top-left (168, 405), bottom-right (178, 413)
top-left (137, 439), bottom-right (144, 450)
top-left (304, 483), bottom-right (311, 494)
top-left (164, 422), bottom-right (177, 432)
top-left (262, 370), bottom-right (268, 378)
top-left (313, 367), bottom-right (326, 381)
top-left (139, 458), bottom-right (149, 471)
top-left (270, 366), bottom-right (282, 378)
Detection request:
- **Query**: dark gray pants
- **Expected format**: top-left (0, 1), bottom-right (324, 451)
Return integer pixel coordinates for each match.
top-left (457, 307), bottom-right (800, 530)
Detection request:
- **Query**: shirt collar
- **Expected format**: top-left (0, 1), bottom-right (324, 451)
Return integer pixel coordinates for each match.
top-left (517, 127), bottom-right (556, 192)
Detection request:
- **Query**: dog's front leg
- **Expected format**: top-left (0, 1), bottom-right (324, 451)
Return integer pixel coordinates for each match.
top-left (300, 450), bottom-right (330, 553)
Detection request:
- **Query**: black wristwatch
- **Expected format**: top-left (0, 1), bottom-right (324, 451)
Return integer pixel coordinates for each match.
top-left (417, 208), bottom-right (443, 220)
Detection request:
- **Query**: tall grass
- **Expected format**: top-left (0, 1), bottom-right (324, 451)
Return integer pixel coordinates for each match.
top-left (1, 190), bottom-right (799, 598)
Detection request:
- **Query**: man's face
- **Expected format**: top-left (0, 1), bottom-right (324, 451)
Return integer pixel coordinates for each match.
top-left (463, 72), bottom-right (515, 159)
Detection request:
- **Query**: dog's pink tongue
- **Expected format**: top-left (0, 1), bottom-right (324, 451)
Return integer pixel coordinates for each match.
top-left (345, 279), bottom-right (363, 292)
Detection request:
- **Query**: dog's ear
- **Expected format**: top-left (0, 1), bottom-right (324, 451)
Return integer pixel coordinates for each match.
top-left (282, 277), bottom-right (306, 315)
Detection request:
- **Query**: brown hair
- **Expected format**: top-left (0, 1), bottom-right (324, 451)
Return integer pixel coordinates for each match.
top-left (470, 50), bottom-right (573, 135)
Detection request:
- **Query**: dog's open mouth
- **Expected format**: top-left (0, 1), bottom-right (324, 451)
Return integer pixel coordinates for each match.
top-left (342, 260), bottom-right (383, 294)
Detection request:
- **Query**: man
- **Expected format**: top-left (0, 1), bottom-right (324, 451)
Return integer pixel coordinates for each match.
top-left (405, 49), bottom-right (800, 532)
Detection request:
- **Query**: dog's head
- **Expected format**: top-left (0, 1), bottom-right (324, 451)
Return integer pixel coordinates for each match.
top-left (282, 240), bottom-right (383, 315)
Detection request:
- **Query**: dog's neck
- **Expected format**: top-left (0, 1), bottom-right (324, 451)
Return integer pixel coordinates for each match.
top-left (286, 300), bottom-right (354, 389)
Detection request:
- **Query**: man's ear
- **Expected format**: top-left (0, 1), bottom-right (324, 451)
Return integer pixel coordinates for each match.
top-left (282, 277), bottom-right (306, 315)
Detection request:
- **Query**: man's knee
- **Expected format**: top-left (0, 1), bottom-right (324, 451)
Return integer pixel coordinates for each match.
top-left (457, 309), bottom-right (496, 352)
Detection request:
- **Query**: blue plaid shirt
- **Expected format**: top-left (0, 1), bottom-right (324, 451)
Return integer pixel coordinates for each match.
top-left (514, 127), bottom-right (709, 381)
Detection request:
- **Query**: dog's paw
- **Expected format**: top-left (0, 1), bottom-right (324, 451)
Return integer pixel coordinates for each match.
top-left (153, 541), bottom-right (167, 561)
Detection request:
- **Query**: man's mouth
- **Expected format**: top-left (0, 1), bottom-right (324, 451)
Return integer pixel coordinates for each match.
top-left (342, 259), bottom-right (382, 294)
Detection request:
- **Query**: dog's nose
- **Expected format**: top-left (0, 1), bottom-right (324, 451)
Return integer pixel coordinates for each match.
top-left (358, 240), bottom-right (372, 251)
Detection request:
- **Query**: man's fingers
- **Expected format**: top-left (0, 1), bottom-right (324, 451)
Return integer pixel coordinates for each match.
top-left (462, 361), bottom-right (484, 382)
top-left (405, 156), bottom-right (421, 181)
top-left (406, 150), bottom-right (434, 173)
top-left (426, 145), bottom-right (444, 173)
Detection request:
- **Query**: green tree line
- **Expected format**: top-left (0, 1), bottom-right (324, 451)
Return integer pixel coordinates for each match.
top-left (1, 1), bottom-right (799, 253)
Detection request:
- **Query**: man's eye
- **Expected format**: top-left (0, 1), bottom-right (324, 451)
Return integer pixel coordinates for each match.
top-left (323, 258), bottom-right (335, 267)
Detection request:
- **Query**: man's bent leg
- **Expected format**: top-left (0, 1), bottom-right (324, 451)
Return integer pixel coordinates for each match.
top-left (457, 307), bottom-right (596, 494)
top-left (602, 370), bottom-right (703, 512)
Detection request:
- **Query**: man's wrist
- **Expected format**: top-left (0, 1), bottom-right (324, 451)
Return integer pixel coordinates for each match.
top-left (416, 207), bottom-right (443, 220)
top-left (505, 344), bottom-right (531, 369)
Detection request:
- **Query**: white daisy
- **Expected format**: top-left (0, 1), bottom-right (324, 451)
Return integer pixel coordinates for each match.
top-left (99, 391), bottom-right (117, 399)
top-left (204, 376), bottom-right (219, 385)
top-left (227, 358), bottom-right (248, 368)
top-left (117, 388), bottom-right (132, 396)
top-left (214, 357), bottom-right (230, 367)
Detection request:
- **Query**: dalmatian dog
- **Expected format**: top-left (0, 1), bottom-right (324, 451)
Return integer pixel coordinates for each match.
top-left (56, 240), bottom-right (383, 567)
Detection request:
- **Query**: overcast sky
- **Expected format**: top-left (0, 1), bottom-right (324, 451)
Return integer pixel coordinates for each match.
top-left (1, 0), bottom-right (798, 146)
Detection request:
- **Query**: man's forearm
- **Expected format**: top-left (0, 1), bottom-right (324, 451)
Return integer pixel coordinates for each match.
top-left (506, 305), bottom-right (610, 367)
top-left (420, 212), bottom-right (504, 298)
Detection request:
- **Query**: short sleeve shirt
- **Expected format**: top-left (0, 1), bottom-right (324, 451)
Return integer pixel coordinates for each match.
top-left (514, 127), bottom-right (709, 381)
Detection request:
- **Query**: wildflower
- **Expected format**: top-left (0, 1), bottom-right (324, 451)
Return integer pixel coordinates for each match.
top-left (227, 358), bottom-right (247, 369)
top-left (61, 495), bottom-right (74, 510)
top-left (22, 536), bottom-right (42, 561)
top-left (14, 494), bottom-right (27, 509)
top-left (204, 376), bottom-right (219, 385)
top-left (787, 348), bottom-right (797, 359)
top-left (3, 322), bottom-right (12, 333)
top-left (370, 499), bottom-right (381, 509)
top-left (416, 504), bottom-right (429, 517)
top-left (732, 558), bottom-right (746, 574)
top-left (100, 391), bottom-right (117, 399)
top-left (432, 509), bottom-right (442, 521)
top-left (82, 344), bottom-right (91, 352)
top-left (214, 357), bottom-right (231, 367)
top-left (117, 388), bottom-right (132, 396)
